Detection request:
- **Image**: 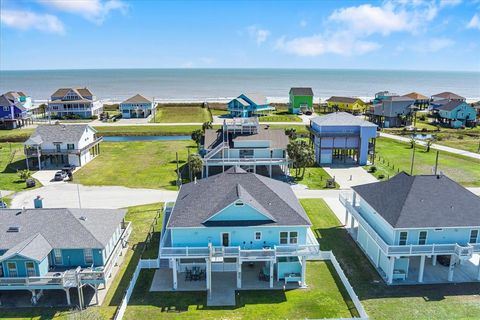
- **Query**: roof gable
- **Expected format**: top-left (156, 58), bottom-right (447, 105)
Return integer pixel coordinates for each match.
top-left (290, 87), bottom-right (314, 96)
top-left (121, 94), bottom-right (152, 104)
top-left (25, 124), bottom-right (94, 145)
top-left (437, 101), bottom-right (470, 112)
top-left (0, 233), bottom-right (52, 263)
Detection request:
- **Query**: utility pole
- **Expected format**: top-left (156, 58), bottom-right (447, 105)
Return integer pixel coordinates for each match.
top-left (434, 151), bottom-right (439, 175)
top-left (410, 138), bottom-right (416, 175)
top-left (176, 152), bottom-right (181, 188)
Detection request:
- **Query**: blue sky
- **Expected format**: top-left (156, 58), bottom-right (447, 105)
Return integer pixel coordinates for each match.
top-left (1, 0), bottom-right (479, 71)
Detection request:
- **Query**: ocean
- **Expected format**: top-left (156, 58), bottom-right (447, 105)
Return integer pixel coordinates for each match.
top-left (1, 68), bottom-right (479, 103)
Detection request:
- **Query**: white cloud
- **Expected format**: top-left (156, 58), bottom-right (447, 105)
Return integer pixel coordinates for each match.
top-left (38, 0), bottom-right (127, 24)
top-left (417, 37), bottom-right (455, 52)
top-left (439, 0), bottom-right (462, 7)
top-left (299, 19), bottom-right (307, 27)
top-left (246, 26), bottom-right (271, 45)
top-left (467, 13), bottom-right (480, 30)
top-left (275, 32), bottom-right (381, 57)
top-left (0, 9), bottom-right (65, 34)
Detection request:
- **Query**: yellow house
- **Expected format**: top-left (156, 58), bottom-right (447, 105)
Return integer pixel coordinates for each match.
top-left (326, 96), bottom-right (366, 114)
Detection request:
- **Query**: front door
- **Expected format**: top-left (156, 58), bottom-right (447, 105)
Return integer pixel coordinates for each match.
top-left (221, 233), bottom-right (230, 246)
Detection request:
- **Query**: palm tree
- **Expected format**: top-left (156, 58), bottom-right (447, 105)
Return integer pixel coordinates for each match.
top-left (287, 139), bottom-right (314, 178)
top-left (191, 129), bottom-right (203, 148)
top-left (284, 128), bottom-right (297, 140)
top-left (409, 136), bottom-right (416, 149)
top-left (17, 169), bottom-right (32, 181)
top-left (188, 153), bottom-right (203, 179)
top-left (425, 138), bottom-right (435, 152)
top-left (202, 121), bottom-right (213, 132)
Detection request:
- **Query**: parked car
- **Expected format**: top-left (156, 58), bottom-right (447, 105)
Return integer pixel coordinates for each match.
top-left (305, 110), bottom-right (313, 115)
top-left (26, 178), bottom-right (36, 188)
top-left (62, 164), bottom-right (76, 172)
top-left (54, 171), bottom-right (67, 181)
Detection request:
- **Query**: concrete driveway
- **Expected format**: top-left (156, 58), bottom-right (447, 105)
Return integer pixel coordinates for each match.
top-left (32, 170), bottom-right (66, 186)
top-left (11, 184), bottom-right (178, 209)
top-left (322, 165), bottom-right (377, 189)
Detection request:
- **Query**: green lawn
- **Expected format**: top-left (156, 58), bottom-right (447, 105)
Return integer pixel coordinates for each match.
top-left (258, 111), bottom-right (302, 123)
top-left (301, 199), bottom-right (480, 320)
top-left (367, 137), bottom-right (480, 187)
top-left (0, 128), bottom-right (34, 142)
top-left (293, 166), bottom-right (339, 189)
top-left (268, 124), bottom-right (309, 137)
top-left (74, 141), bottom-right (195, 190)
top-left (0, 202), bottom-right (163, 320)
top-left (209, 108), bottom-right (229, 116)
top-left (0, 142), bottom-right (40, 192)
top-left (151, 106), bottom-right (211, 123)
top-left (93, 125), bottom-right (202, 136)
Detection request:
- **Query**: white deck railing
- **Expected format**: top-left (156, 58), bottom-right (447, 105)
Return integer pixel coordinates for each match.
top-left (340, 193), bottom-right (480, 257)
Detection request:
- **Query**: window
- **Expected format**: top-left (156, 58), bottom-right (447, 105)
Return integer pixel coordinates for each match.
top-left (25, 261), bottom-right (36, 276)
top-left (67, 144), bottom-right (75, 150)
top-left (280, 232), bottom-right (288, 244)
top-left (290, 232), bottom-right (298, 244)
top-left (399, 232), bottom-right (408, 245)
top-left (418, 231), bottom-right (427, 245)
top-left (235, 201), bottom-right (244, 207)
top-left (255, 232), bottom-right (262, 241)
top-left (54, 249), bottom-right (62, 265)
top-left (7, 262), bottom-right (17, 277)
top-left (3, 106), bottom-right (8, 111)
top-left (55, 144), bottom-right (61, 152)
top-left (84, 249), bottom-right (93, 264)
top-left (470, 230), bottom-right (479, 243)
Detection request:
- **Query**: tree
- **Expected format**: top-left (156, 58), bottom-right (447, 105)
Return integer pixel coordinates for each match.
top-left (202, 121), bottom-right (213, 132)
top-left (425, 137), bottom-right (435, 152)
top-left (188, 153), bottom-right (203, 179)
top-left (191, 129), bottom-right (203, 147)
top-left (287, 139), bottom-right (315, 178)
top-left (284, 128), bottom-right (297, 140)
top-left (17, 169), bottom-right (32, 181)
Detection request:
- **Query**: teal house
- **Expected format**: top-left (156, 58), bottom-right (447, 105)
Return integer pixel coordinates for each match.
top-left (227, 93), bottom-right (274, 118)
top-left (341, 172), bottom-right (480, 285)
top-left (289, 87), bottom-right (314, 114)
top-left (437, 100), bottom-right (477, 128)
top-left (0, 207), bottom-right (131, 306)
top-left (158, 167), bottom-right (320, 305)
top-left (119, 94), bottom-right (154, 118)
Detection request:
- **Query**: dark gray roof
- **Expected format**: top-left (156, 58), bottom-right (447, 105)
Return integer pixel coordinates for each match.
top-left (0, 208), bottom-right (126, 251)
top-left (437, 100), bottom-right (468, 112)
top-left (0, 234), bottom-right (52, 262)
top-left (431, 92), bottom-right (465, 100)
top-left (290, 87), bottom-right (314, 96)
top-left (352, 172), bottom-right (480, 229)
top-left (167, 167), bottom-right (311, 228)
top-left (204, 126), bottom-right (289, 150)
top-left (311, 112), bottom-right (377, 127)
top-left (121, 94), bottom-right (152, 104)
top-left (25, 124), bottom-right (94, 145)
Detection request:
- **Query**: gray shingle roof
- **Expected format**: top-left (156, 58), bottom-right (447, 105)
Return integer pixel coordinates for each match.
top-left (204, 126), bottom-right (289, 150)
top-left (0, 208), bottom-right (126, 251)
top-left (167, 167), bottom-right (311, 228)
top-left (431, 92), bottom-right (465, 100)
top-left (25, 124), bottom-right (94, 145)
top-left (311, 112), bottom-right (377, 127)
top-left (352, 172), bottom-right (480, 229)
top-left (121, 94), bottom-right (152, 104)
top-left (290, 87), bottom-right (314, 96)
top-left (437, 100), bottom-right (467, 112)
top-left (0, 234), bottom-right (52, 262)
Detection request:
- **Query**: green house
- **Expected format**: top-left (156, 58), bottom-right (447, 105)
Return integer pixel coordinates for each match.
top-left (289, 87), bottom-right (314, 114)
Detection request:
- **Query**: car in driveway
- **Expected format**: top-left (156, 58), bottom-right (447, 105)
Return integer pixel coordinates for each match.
top-left (62, 164), bottom-right (76, 173)
top-left (54, 171), bottom-right (67, 181)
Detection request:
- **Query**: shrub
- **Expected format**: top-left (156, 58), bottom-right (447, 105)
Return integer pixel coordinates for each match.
top-left (369, 166), bottom-right (377, 173)
top-left (419, 115), bottom-right (426, 121)
top-left (421, 128), bottom-right (428, 132)
top-left (457, 135), bottom-right (464, 140)
top-left (378, 174), bottom-right (385, 179)
top-left (17, 169), bottom-right (32, 181)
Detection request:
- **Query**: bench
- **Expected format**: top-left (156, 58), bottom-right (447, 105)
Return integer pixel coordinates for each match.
top-left (284, 273), bottom-right (301, 285)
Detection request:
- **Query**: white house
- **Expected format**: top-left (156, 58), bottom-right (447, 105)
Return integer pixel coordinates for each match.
top-left (24, 124), bottom-right (102, 169)
top-left (48, 88), bottom-right (103, 118)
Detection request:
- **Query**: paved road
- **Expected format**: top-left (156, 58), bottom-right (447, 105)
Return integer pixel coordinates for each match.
top-left (380, 132), bottom-right (480, 160)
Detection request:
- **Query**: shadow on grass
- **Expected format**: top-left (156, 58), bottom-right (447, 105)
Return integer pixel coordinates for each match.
top-left (2, 158), bottom-right (28, 174)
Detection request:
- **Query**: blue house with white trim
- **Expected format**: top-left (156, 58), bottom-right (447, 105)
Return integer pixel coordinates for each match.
top-left (158, 167), bottom-right (320, 304)
top-left (437, 100), bottom-right (477, 128)
top-left (0, 207), bottom-right (131, 306)
top-left (119, 94), bottom-right (154, 118)
top-left (227, 93), bottom-right (274, 118)
top-left (341, 172), bottom-right (480, 285)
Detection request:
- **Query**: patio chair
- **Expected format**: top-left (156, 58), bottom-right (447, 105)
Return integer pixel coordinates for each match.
top-left (199, 269), bottom-right (206, 280)
top-left (185, 269), bottom-right (192, 281)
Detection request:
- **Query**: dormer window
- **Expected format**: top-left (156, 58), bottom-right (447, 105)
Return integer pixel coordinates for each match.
top-left (235, 201), bottom-right (244, 207)
top-left (7, 226), bottom-right (20, 232)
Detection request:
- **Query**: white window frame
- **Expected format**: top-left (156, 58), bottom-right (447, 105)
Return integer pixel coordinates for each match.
top-left (279, 231), bottom-right (289, 245)
top-left (399, 231), bottom-right (408, 246)
top-left (54, 249), bottom-right (63, 265)
top-left (84, 249), bottom-right (94, 265)
top-left (279, 231), bottom-right (298, 245)
top-left (470, 230), bottom-right (479, 243)
top-left (7, 262), bottom-right (17, 277)
top-left (418, 231), bottom-right (428, 245)
top-left (254, 231), bottom-right (262, 241)
top-left (25, 261), bottom-right (36, 277)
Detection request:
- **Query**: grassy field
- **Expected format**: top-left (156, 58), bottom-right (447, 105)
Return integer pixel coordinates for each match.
top-left (0, 128), bottom-right (34, 142)
top-left (367, 137), bottom-right (480, 187)
top-left (293, 166), bottom-right (339, 189)
top-left (0, 142), bottom-right (40, 192)
top-left (258, 111), bottom-right (302, 122)
top-left (93, 125), bottom-right (202, 136)
top-left (301, 199), bottom-right (480, 320)
top-left (74, 140), bottom-right (195, 190)
top-left (0, 202), bottom-right (163, 320)
top-left (151, 106), bottom-right (211, 123)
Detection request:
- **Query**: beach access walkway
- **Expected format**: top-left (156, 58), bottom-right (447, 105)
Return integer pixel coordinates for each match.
top-left (379, 132), bottom-right (480, 160)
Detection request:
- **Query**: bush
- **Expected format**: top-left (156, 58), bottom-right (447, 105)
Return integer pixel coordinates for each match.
top-left (369, 166), bottom-right (377, 173)
top-left (421, 128), bottom-right (427, 132)
top-left (457, 135), bottom-right (464, 140)
top-left (378, 174), bottom-right (385, 180)
top-left (419, 115), bottom-right (426, 121)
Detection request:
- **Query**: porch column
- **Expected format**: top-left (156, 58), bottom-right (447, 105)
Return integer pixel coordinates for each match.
top-left (375, 247), bottom-right (380, 268)
top-left (448, 255), bottom-right (455, 281)
top-left (300, 256), bottom-right (307, 288)
top-left (387, 256), bottom-right (395, 285)
top-left (344, 210), bottom-right (349, 226)
top-left (65, 288), bottom-right (71, 305)
top-left (206, 258), bottom-right (212, 295)
top-left (206, 165), bottom-right (209, 178)
top-left (350, 216), bottom-right (355, 233)
top-left (418, 255), bottom-right (426, 283)
top-left (237, 260), bottom-right (242, 288)
top-left (352, 192), bottom-right (357, 206)
top-left (269, 260), bottom-right (274, 288)
top-left (95, 284), bottom-right (99, 305)
top-left (477, 262), bottom-right (480, 280)
top-left (30, 290), bottom-right (37, 305)
top-left (269, 165), bottom-right (272, 178)
top-left (432, 255), bottom-right (437, 266)
top-left (171, 258), bottom-right (178, 290)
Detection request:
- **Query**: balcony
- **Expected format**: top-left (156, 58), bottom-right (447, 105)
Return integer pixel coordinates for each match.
top-left (25, 137), bottom-right (103, 157)
top-left (339, 193), bottom-right (480, 257)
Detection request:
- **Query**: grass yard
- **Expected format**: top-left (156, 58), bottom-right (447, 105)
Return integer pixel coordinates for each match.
top-left (0, 202), bottom-right (163, 320)
top-left (268, 124), bottom-right (309, 137)
top-left (151, 106), bottom-right (211, 123)
top-left (258, 111), bottom-right (302, 123)
top-left (209, 108), bottom-right (229, 116)
top-left (301, 199), bottom-right (480, 320)
top-left (366, 137), bottom-right (480, 187)
top-left (74, 140), bottom-right (196, 190)
top-left (93, 125), bottom-right (202, 136)
top-left (0, 142), bottom-right (40, 192)
top-left (293, 166), bottom-right (339, 189)
top-left (0, 128), bottom-right (34, 142)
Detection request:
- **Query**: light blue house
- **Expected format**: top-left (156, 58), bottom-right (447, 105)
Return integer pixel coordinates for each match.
top-left (227, 93), bottom-right (274, 118)
top-left (340, 172), bottom-right (480, 285)
top-left (158, 167), bottom-right (320, 303)
top-left (0, 207), bottom-right (131, 306)
top-left (202, 117), bottom-right (289, 178)
top-left (437, 100), bottom-right (477, 128)
top-left (119, 94), bottom-right (154, 118)
top-left (310, 112), bottom-right (377, 166)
